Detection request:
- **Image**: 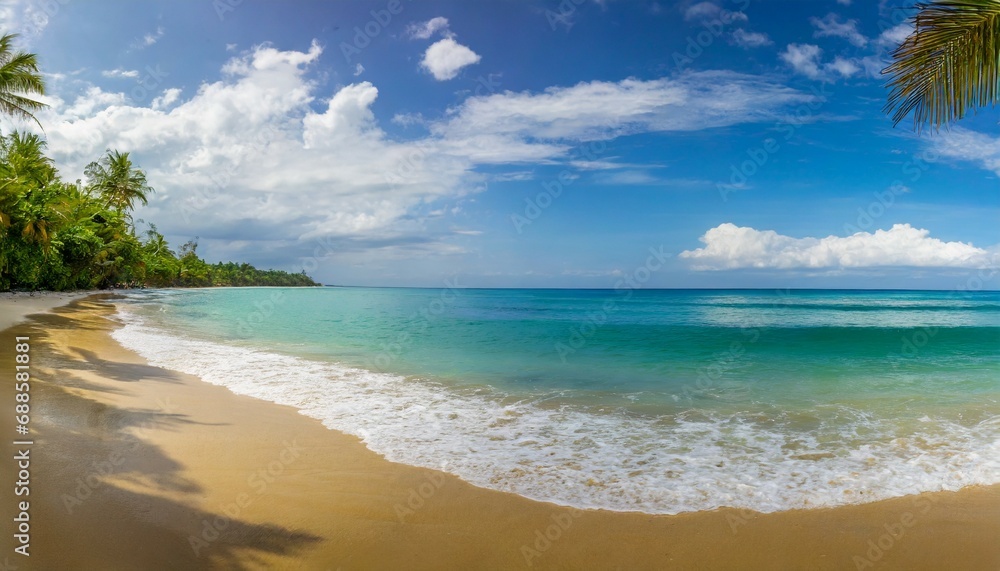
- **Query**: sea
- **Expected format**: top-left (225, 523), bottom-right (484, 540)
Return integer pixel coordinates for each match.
top-left (109, 287), bottom-right (1000, 514)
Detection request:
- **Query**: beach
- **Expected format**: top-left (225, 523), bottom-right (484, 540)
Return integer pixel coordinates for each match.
top-left (2, 293), bottom-right (999, 570)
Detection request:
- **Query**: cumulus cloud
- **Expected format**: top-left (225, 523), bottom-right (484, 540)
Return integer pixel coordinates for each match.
top-left (826, 56), bottom-right (860, 78)
top-left (407, 16), bottom-right (451, 39)
top-left (421, 38), bottom-right (481, 80)
top-left (680, 223), bottom-right (996, 270)
top-left (780, 44), bottom-right (859, 80)
top-left (811, 13), bottom-right (867, 47)
top-left (780, 44), bottom-right (824, 78)
top-left (732, 29), bottom-right (772, 49)
top-left (29, 42), bottom-right (818, 267)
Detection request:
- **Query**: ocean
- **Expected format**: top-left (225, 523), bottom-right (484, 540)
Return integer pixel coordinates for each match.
top-left (109, 287), bottom-right (1000, 514)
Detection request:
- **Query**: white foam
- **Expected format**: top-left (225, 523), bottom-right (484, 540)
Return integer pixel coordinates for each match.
top-left (110, 306), bottom-right (1000, 514)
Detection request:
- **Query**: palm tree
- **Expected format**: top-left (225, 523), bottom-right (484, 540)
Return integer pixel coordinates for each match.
top-left (0, 132), bottom-right (56, 239)
top-left (84, 150), bottom-right (154, 219)
top-left (883, 0), bottom-right (1000, 131)
top-left (0, 33), bottom-right (47, 126)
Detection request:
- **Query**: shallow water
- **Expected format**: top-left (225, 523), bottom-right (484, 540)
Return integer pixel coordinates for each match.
top-left (110, 287), bottom-right (1000, 514)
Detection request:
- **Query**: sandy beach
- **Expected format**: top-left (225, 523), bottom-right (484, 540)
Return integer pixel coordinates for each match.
top-left (1, 294), bottom-right (998, 570)
top-left (0, 290), bottom-right (93, 331)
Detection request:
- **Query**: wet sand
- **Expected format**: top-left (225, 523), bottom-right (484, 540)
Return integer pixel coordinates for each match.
top-left (0, 290), bottom-right (92, 331)
top-left (1, 294), bottom-right (998, 570)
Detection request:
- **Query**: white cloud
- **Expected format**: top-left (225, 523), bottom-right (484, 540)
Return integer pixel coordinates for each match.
top-left (732, 29), bottom-right (772, 49)
top-left (781, 44), bottom-right (824, 79)
top-left (932, 127), bottom-right (1000, 176)
top-left (421, 38), bottom-right (481, 81)
top-left (593, 170), bottom-right (660, 185)
top-left (684, 2), bottom-right (747, 23)
top-left (407, 16), bottom-right (451, 40)
top-left (684, 2), bottom-right (719, 20)
top-left (811, 13), bottom-right (868, 47)
top-left (878, 23), bottom-right (912, 47)
top-left (827, 56), bottom-right (860, 78)
top-left (151, 88), bottom-right (181, 110)
top-left (780, 44), bottom-right (860, 80)
top-left (129, 25), bottom-right (165, 51)
top-left (435, 71), bottom-right (816, 147)
top-left (680, 223), bottom-right (996, 270)
top-left (29, 42), bottom-right (819, 264)
top-left (101, 68), bottom-right (141, 79)
top-left (0, 0), bottom-right (57, 43)
top-left (353, 63), bottom-right (365, 76)
top-left (144, 26), bottom-right (165, 46)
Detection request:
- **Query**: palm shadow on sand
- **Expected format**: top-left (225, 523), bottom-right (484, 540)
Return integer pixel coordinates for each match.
top-left (4, 302), bottom-right (325, 570)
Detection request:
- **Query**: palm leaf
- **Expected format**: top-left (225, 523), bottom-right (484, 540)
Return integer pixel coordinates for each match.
top-left (0, 33), bottom-right (47, 126)
top-left (883, 0), bottom-right (1000, 131)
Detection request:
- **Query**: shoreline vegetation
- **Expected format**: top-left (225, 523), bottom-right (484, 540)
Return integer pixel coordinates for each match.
top-left (0, 131), bottom-right (319, 291)
top-left (1, 32), bottom-right (317, 292)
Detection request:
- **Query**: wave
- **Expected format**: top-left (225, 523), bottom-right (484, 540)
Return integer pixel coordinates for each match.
top-left (110, 305), bottom-right (1000, 514)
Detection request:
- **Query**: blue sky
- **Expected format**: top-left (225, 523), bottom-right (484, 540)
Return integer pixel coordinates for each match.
top-left (3, 0), bottom-right (998, 288)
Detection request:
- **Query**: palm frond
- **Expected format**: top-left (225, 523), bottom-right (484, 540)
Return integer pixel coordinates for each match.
top-left (883, 0), bottom-right (1000, 131)
top-left (0, 33), bottom-right (47, 127)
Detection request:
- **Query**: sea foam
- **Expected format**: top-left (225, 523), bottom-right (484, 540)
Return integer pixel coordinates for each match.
top-left (110, 306), bottom-right (1000, 514)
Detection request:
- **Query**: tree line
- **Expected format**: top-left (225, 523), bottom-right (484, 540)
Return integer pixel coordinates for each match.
top-left (0, 33), bottom-right (318, 291)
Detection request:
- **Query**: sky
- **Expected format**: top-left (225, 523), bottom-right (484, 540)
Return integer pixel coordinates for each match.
top-left (2, 0), bottom-right (998, 289)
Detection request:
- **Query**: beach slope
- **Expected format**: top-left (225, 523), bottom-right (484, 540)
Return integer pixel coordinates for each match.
top-left (1, 295), bottom-right (998, 570)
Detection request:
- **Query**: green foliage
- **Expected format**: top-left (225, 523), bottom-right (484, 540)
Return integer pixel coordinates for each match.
top-left (0, 35), bottom-right (318, 291)
top-left (0, 33), bottom-right (47, 126)
top-left (0, 131), bottom-right (321, 291)
top-left (884, 0), bottom-right (1000, 131)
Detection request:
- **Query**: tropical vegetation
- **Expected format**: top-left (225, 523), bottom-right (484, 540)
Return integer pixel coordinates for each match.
top-left (0, 33), bottom-right (318, 291)
top-left (884, 0), bottom-right (1000, 131)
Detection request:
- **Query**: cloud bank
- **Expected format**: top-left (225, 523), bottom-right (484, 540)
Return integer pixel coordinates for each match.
top-left (681, 223), bottom-right (997, 270)
top-left (29, 42), bottom-right (820, 264)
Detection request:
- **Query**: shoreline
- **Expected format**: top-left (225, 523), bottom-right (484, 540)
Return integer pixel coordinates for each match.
top-left (0, 290), bottom-right (94, 331)
top-left (1, 294), bottom-right (998, 569)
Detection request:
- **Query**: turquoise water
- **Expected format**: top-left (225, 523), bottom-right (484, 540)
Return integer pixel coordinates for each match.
top-left (111, 288), bottom-right (1000, 513)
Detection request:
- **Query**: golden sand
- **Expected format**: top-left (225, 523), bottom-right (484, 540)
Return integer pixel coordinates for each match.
top-left (1, 295), bottom-right (998, 570)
